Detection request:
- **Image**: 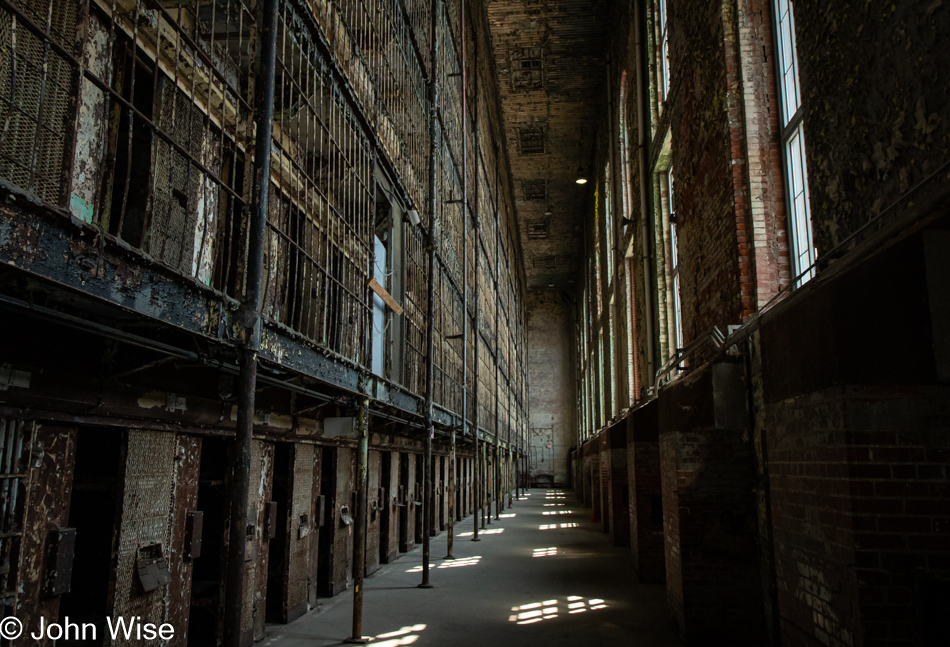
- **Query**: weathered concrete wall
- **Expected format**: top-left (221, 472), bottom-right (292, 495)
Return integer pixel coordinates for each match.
top-left (527, 289), bottom-right (576, 486)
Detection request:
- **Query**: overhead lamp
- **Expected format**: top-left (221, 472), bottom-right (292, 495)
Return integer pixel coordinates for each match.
top-left (575, 177), bottom-right (588, 185)
top-left (575, 166), bottom-right (587, 185)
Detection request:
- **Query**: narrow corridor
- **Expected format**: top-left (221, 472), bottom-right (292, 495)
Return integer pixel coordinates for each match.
top-left (262, 490), bottom-right (680, 647)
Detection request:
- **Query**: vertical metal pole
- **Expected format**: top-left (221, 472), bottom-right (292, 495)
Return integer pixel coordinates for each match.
top-left (507, 324), bottom-right (513, 508)
top-left (347, 393), bottom-right (370, 644)
top-left (508, 446), bottom-right (513, 508)
top-left (473, 228), bottom-right (481, 539)
top-left (483, 442), bottom-right (489, 527)
top-left (471, 17), bottom-right (481, 541)
top-left (419, 0), bottom-right (439, 589)
top-left (223, 0), bottom-right (277, 645)
top-left (446, 0), bottom-right (467, 561)
top-left (494, 210), bottom-right (501, 522)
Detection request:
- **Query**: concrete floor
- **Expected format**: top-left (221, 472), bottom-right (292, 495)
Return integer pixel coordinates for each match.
top-left (261, 488), bottom-right (681, 647)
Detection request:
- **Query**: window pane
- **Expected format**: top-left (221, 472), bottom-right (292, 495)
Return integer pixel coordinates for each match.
top-left (785, 124), bottom-right (814, 283)
top-left (775, 0), bottom-right (802, 125)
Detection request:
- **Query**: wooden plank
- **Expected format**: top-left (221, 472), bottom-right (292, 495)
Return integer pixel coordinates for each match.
top-left (367, 277), bottom-right (405, 316)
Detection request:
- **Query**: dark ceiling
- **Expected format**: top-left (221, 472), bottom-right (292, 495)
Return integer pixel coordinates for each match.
top-left (486, 0), bottom-right (611, 290)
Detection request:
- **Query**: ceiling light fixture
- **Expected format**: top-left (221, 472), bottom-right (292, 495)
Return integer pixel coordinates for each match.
top-left (575, 165), bottom-right (587, 185)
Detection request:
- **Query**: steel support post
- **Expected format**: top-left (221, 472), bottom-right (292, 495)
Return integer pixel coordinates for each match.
top-left (223, 0), bottom-right (277, 644)
top-left (346, 393), bottom-right (370, 643)
top-left (446, 0), bottom-right (467, 561)
top-left (419, 0), bottom-right (440, 590)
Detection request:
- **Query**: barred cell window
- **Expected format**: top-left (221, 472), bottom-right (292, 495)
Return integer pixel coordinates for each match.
top-left (527, 220), bottom-right (549, 240)
top-left (512, 47), bottom-right (544, 91)
top-left (774, 0), bottom-right (815, 285)
top-left (523, 179), bottom-right (546, 201)
top-left (518, 126), bottom-right (545, 155)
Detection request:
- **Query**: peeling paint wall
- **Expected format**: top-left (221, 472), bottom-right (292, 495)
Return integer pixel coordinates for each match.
top-left (240, 440), bottom-right (273, 646)
top-left (111, 430), bottom-right (180, 646)
top-left (286, 443), bottom-right (313, 622)
top-left (17, 423), bottom-right (76, 644)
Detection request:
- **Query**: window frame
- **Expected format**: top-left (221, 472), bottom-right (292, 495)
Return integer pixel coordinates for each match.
top-left (657, 0), bottom-right (670, 101)
top-left (772, 0), bottom-right (816, 285)
top-left (664, 167), bottom-right (683, 352)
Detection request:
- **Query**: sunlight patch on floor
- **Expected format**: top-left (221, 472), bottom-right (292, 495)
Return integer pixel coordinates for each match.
top-left (457, 528), bottom-right (504, 537)
top-left (405, 557), bottom-right (481, 573)
top-left (538, 523), bottom-right (578, 530)
top-left (369, 623), bottom-right (427, 646)
top-left (508, 597), bottom-right (609, 625)
top-left (542, 510), bottom-right (573, 515)
top-left (499, 513), bottom-right (516, 518)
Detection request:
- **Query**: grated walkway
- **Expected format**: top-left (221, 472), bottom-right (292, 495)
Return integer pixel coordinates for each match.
top-left (261, 488), bottom-right (681, 647)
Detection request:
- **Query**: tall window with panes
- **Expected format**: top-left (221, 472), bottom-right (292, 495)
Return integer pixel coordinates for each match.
top-left (665, 168), bottom-right (683, 352)
top-left (774, 0), bottom-right (815, 284)
top-left (658, 0), bottom-right (670, 100)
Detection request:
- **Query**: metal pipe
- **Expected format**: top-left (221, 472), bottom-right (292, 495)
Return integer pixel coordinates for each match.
top-left (507, 321), bottom-right (514, 508)
top-left (483, 442), bottom-right (490, 525)
top-left (419, 0), bottom-right (440, 590)
top-left (223, 0), bottom-right (278, 643)
top-left (472, 19), bottom-right (482, 541)
top-left (348, 156), bottom-right (380, 642)
top-left (635, 0), bottom-right (657, 382)
top-left (494, 209), bottom-right (501, 522)
top-left (347, 391), bottom-right (370, 643)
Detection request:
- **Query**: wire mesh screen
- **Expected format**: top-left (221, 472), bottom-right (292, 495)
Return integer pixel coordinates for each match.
top-left (147, 78), bottom-right (223, 278)
top-left (0, 0), bottom-right (79, 206)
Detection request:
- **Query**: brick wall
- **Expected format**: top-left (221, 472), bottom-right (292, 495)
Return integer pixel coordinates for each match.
top-left (793, 1), bottom-right (950, 252)
top-left (609, 448), bottom-right (631, 546)
top-left (528, 290), bottom-right (577, 486)
top-left (761, 224), bottom-right (950, 647)
top-left (658, 365), bottom-right (766, 644)
top-left (668, 0), bottom-right (745, 341)
top-left (627, 400), bottom-right (665, 583)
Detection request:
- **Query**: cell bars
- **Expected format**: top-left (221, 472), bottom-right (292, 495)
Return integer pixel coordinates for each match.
top-left (0, 0), bottom-right (530, 445)
top-left (0, 419), bottom-right (31, 617)
top-left (313, 0), bottom-right (429, 224)
top-left (0, 0), bottom-right (255, 289)
top-left (404, 220), bottom-right (428, 397)
top-left (265, 2), bottom-right (374, 363)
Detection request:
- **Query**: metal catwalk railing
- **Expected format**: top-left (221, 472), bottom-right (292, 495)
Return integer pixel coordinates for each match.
top-left (0, 0), bottom-right (528, 448)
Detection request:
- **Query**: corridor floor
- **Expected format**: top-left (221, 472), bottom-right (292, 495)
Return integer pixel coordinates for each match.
top-left (261, 488), bottom-right (681, 647)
